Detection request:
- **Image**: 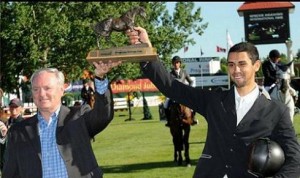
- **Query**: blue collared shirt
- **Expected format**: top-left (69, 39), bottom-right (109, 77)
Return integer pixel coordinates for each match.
top-left (94, 77), bottom-right (109, 94)
top-left (38, 107), bottom-right (68, 178)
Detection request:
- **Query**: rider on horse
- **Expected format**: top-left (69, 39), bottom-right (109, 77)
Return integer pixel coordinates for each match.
top-left (263, 50), bottom-right (298, 122)
top-left (164, 56), bottom-right (198, 126)
top-left (262, 49), bottom-right (283, 92)
top-left (81, 79), bottom-right (95, 107)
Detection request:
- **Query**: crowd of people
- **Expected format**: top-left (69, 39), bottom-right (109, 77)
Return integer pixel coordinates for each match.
top-left (0, 26), bottom-right (299, 178)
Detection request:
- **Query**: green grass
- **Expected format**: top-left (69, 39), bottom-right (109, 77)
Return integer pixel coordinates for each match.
top-left (92, 106), bottom-right (300, 178)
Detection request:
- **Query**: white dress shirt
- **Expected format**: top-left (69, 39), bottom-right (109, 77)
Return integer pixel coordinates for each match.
top-left (223, 85), bottom-right (259, 177)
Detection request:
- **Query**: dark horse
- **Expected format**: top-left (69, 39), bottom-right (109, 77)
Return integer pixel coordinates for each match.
top-left (91, 6), bottom-right (146, 48)
top-left (167, 100), bottom-right (193, 167)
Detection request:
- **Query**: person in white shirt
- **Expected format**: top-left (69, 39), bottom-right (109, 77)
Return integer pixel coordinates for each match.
top-left (127, 26), bottom-right (300, 178)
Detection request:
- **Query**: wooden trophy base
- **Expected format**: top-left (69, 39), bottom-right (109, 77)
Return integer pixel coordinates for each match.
top-left (86, 43), bottom-right (158, 64)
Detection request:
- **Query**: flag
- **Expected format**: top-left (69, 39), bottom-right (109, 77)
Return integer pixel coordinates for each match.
top-left (184, 46), bottom-right (188, 53)
top-left (216, 46), bottom-right (226, 53)
top-left (200, 47), bottom-right (204, 56)
top-left (227, 30), bottom-right (234, 48)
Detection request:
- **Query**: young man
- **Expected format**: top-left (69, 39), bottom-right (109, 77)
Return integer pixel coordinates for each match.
top-left (3, 60), bottom-right (121, 178)
top-left (127, 27), bottom-right (300, 178)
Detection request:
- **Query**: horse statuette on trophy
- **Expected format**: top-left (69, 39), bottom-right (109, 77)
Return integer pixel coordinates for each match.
top-left (87, 6), bottom-right (158, 63)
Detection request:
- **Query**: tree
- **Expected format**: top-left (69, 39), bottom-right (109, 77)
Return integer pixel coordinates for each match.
top-left (0, 2), bottom-right (208, 95)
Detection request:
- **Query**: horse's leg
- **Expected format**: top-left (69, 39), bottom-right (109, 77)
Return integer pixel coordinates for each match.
top-left (176, 125), bottom-right (184, 166)
top-left (171, 125), bottom-right (183, 165)
top-left (172, 135), bottom-right (177, 162)
top-left (97, 36), bottom-right (101, 49)
top-left (288, 99), bottom-right (295, 123)
top-left (170, 126), bottom-right (178, 163)
top-left (177, 150), bottom-right (183, 166)
top-left (183, 124), bottom-right (191, 167)
top-left (173, 147), bottom-right (177, 163)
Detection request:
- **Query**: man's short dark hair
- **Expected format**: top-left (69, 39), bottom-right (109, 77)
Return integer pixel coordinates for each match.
top-left (228, 42), bottom-right (259, 64)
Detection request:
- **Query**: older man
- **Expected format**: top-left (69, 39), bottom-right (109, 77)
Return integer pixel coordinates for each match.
top-left (3, 60), bottom-right (121, 178)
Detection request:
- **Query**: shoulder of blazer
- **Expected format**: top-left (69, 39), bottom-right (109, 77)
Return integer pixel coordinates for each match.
top-left (7, 114), bottom-right (38, 134)
top-left (58, 105), bottom-right (86, 126)
top-left (182, 69), bottom-right (189, 76)
top-left (262, 60), bottom-right (271, 67)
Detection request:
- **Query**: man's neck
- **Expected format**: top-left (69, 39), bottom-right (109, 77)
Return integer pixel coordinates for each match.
top-left (236, 83), bottom-right (257, 97)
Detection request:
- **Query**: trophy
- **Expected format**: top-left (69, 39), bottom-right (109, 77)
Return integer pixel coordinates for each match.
top-left (87, 6), bottom-right (158, 63)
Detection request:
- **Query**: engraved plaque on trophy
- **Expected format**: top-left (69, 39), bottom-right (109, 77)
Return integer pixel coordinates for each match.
top-left (87, 6), bottom-right (158, 63)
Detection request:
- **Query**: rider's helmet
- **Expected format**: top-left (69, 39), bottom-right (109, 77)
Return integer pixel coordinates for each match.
top-left (172, 56), bottom-right (182, 64)
top-left (269, 49), bottom-right (280, 61)
top-left (248, 138), bottom-right (285, 177)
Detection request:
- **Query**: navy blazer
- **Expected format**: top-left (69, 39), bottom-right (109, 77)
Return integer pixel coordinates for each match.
top-left (262, 60), bottom-right (279, 87)
top-left (3, 88), bottom-right (114, 178)
top-left (141, 61), bottom-right (300, 178)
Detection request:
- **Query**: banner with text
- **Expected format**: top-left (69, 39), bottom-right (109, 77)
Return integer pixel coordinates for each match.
top-left (111, 79), bottom-right (158, 94)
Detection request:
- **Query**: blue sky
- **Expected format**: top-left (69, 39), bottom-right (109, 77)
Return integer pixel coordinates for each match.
top-left (168, 2), bottom-right (300, 60)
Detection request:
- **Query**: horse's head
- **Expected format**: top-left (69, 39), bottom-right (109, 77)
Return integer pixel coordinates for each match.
top-left (133, 6), bottom-right (146, 19)
top-left (279, 79), bottom-right (290, 94)
top-left (91, 17), bottom-right (113, 37)
top-left (276, 60), bottom-right (294, 80)
top-left (125, 7), bottom-right (146, 21)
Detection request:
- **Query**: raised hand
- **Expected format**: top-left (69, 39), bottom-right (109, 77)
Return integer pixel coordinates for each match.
top-left (93, 60), bottom-right (122, 78)
top-left (126, 26), bottom-right (152, 47)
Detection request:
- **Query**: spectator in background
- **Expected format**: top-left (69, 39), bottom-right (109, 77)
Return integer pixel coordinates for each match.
top-left (0, 121), bottom-right (7, 174)
top-left (7, 98), bottom-right (24, 127)
top-left (81, 79), bottom-right (95, 106)
top-left (262, 49), bottom-right (282, 91)
top-left (0, 98), bottom-right (24, 172)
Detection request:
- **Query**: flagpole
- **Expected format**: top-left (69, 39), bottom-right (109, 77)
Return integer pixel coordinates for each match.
top-left (226, 29), bottom-right (228, 52)
top-left (200, 46), bottom-right (201, 57)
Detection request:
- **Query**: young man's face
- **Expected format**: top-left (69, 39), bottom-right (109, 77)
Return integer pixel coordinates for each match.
top-left (227, 52), bottom-right (260, 88)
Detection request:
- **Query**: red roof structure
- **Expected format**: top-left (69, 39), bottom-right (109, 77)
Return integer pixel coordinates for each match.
top-left (237, 2), bottom-right (295, 16)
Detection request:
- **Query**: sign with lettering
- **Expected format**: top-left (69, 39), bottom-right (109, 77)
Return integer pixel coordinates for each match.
top-left (182, 57), bottom-right (221, 75)
top-left (110, 78), bottom-right (158, 93)
top-left (194, 75), bottom-right (229, 87)
top-left (244, 9), bottom-right (290, 44)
